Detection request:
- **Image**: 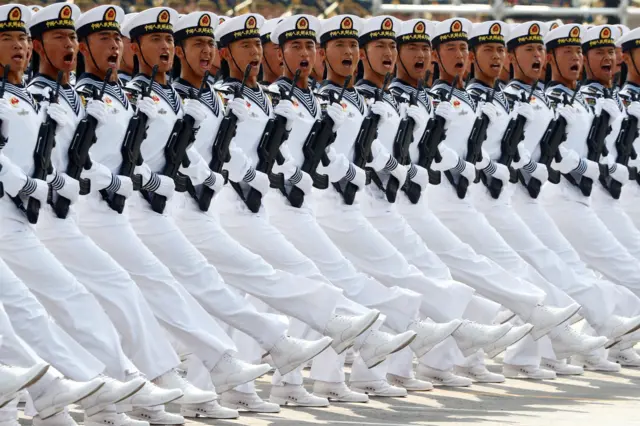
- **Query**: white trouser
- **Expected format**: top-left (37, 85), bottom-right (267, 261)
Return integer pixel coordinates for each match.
top-left (621, 182), bottom-right (640, 230)
top-left (419, 182), bottom-right (544, 317)
top-left (264, 190), bottom-right (420, 333)
top-left (360, 189), bottom-right (476, 321)
top-left (214, 187), bottom-right (365, 320)
top-left (0, 207), bottom-right (133, 380)
top-left (38, 201), bottom-right (179, 380)
top-left (78, 193), bottom-right (235, 371)
top-left (592, 184), bottom-right (640, 262)
top-left (175, 192), bottom-right (339, 337)
top-left (541, 181), bottom-right (640, 296)
top-left (0, 257), bottom-right (103, 380)
top-left (511, 185), bottom-right (623, 327)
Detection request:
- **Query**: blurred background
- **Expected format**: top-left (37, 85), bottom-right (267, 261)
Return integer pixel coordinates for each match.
top-left (21, 0), bottom-right (640, 27)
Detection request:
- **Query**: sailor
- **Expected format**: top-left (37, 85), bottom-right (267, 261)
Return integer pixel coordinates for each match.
top-left (258, 17), bottom-right (282, 85)
top-left (117, 12), bottom-right (137, 84)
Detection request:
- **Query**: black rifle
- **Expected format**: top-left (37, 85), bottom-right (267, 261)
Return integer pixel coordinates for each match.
top-left (24, 71), bottom-right (62, 224)
top-left (0, 65), bottom-right (9, 198)
top-left (53, 69), bottom-right (112, 219)
top-left (243, 69), bottom-right (301, 213)
top-left (609, 92), bottom-right (639, 199)
top-left (198, 65), bottom-right (251, 212)
top-left (412, 75), bottom-right (458, 199)
top-left (289, 76), bottom-right (351, 208)
top-left (339, 72), bottom-right (391, 205)
top-left (451, 81), bottom-right (498, 199)
top-left (386, 78), bottom-right (424, 203)
top-left (106, 65), bottom-right (158, 213)
top-left (526, 82), bottom-right (581, 198)
top-left (487, 81), bottom-right (536, 199)
top-left (144, 71), bottom-right (209, 214)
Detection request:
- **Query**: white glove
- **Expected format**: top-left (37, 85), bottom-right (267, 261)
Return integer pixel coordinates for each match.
top-left (274, 100), bottom-right (297, 131)
top-left (529, 162), bottom-right (549, 183)
top-left (24, 178), bottom-right (49, 204)
top-left (85, 99), bottom-right (108, 126)
top-left (597, 97), bottom-right (622, 121)
top-left (512, 102), bottom-right (535, 123)
top-left (459, 160), bottom-right (478, 182)
top-left (203, 171), bottom-right (225, 193)
top-left (246, 170), bottom-right (270, 195)
top-left (435, 101), bottom-right (455, 124)
top-left (323, 148), bottom-right (350, 182)
top-left (431, 143), bottom-right (459, 171)
top-left (153, 174), bottom-right (176, 199)
top-left (370, 101), bottom-right (395, 124)
top-left (137, 96), bottom-right (158, 120)
top-left (228, 98), bottom-right (250, 122)
top-left (366, 139), bottom-right (391, 171)
top-left (551, 146), bottom-right (580, 174)
top-left (580, 159), bottom-right (602, 181)
top-left (348, 164), bottom-right (367, 189)
top-left (556, 104), bottom-right (579, 124)
top-left (511, 143), bottom-right (532, 169)
top-left (0, 98), bottom-right (12, 135)
top-left (46, 103), bottom-right (72, 129)
top-left (326, 102), bottom-right (346, 131)
top-left (481, 102), bottom-right (499, 123)
top-left (114, 175), bottom-right (134, 198)
top-left (389, 163), bottom-right (408, 188)
top-left (183, 99), bottom-right (207, 128)
top-left (406, 104), bottom-right (428, 138)
top-left (482, 161), bottom-right (510, 182)
top-left (609, 163), bottom-right (630, 186)
top-left (627, 102), bottom-right (640, 121)
top-left (48, 172), bottom-right (80, 204)
top-left (408, 164), bottom-right (430, 189)
top-left (293, 170), bottom-right (313, 195)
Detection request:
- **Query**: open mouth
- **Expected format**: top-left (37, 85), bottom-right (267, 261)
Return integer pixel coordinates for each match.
top-left (107, 54), bottom-right (118, 67)
top-left (570, 64), bottom-right (579, 72)
top-left (382, 59), bottom-right (393, 68)
top-left (454, 61), bottom-right (464, 70)
top-left (489, 63), bottom-right (501, 71)
top-left (63, 53), bottom-right (73, 65)
top-left (342, 59), bottom-right (353, 67)
top-left (532, 62), bottom-right (541, 71)
top-left (249, 60), bottom-right (259, 68)
top-left (11, 53), bottom-right (23, 62)
top-left (414, 61), bottom-right (425, 71)
top-left (602, 64), bottom-right (612, 72)
top-left (159, 53), bottom-right (170, 63)
top-left (299, 60), bottom-right (309, 69)
top-left (199, 59), bottom-right (210, 69)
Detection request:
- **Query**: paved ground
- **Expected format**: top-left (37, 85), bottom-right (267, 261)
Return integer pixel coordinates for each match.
top-left (18, 361), bottom-right (640, 426)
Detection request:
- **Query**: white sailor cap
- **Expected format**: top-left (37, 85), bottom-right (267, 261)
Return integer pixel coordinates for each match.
top-left (431, 18), bottom-right (471, 48)
top-left (28, 2), bottom-right (80, 39)
top-left (0, 4), bottom-right (30, 34)
top-left (582, 25), bottom-right (616, 52)
top-left (75, 5), bottom-right (124, 39)
top-left (270, 15), bottom-right (319, 46)
top-left (616, 26), bottom-right (640, 52)
top-left (126, 7), bottom-right (178, 40)
top-left (214, 13), bottom-right (263, 48)
top-left (544, 24), bottom-right (582, 50)
top-left (546, 19), bottom-right (563, 32)
top-left (359, 15), bottom-right (400, 45)
top-left (468, 20), bottom-right (506, 48)
top-left (317, 15), bottom-right (361, 46)
top-left (174, 11), bottom-right (216, 43)
top-left (27, 5), bottom-right (41, 14)
top-left (396, 19), bottom-right (433, 46)
top-left (615, 24), bottom-right (630, 39)
top-left (260, 18), bottom-right (280, 44)
top-left (506, 21), bottom-right (545, 51)
top-left (121, 13), bottom-right (137, 39)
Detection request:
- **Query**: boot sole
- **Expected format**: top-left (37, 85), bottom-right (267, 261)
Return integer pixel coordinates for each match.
top-left (333, 312), bottom-right (381, 355)
top-left (364, 334), bottom-right (416, 369)
top-left (269, 339), bottom-right (334, 376)
top-left (268, 395), bottom-right (330, 407)
top-left (39, 382), bottom-right (106, 420)
top-left (531, 305), bottom-right (582, 341)
top-left (486, 326), bottom-right (534, 359)
top-left (412, 322), bottom-right (463, 358)
top-left (180, 408), bottom-right (240, 419)
top-left (214, 364), bottom-right (272, 394)
top-left (0, 364), bottom-right (50, 410)
top-left (85, 381), bottom-right (146, 417)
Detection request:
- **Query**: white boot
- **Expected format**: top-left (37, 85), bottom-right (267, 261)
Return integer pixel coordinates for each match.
top-left (0, 363), bottom-right (49, 408)
top-left (549, 325), bottom-right (608, 359)
top-left (323, 311), bottom-right (380, 354)
top-left (541, 358), bottom-right (584, 375)
top-left (33, 377), bottom-right (105, 420)
top-left (118, 380), bottom-right (183, 409)
top-left (154, 370), bottom-right (215, 405)
top-left (33, 411), bottom-right (77, 426)
top-left (573, 354), bottom-right (621, 372)
top-left (387, 373), bottom-right (433, 391)
top-left (355, 330), bottom-right (416, 368)
top-left (220, 390), bottom-right (280, 413)
top-left (608, 348), bottom-right (640, 367)
top-left (350, 380), bottom-right (407, 397)
top-left (85, 410), bottom-right (150, 426)
top-left (525, 304), bottom-right (581, 341)
top-left (269, 384), bottom-right (330, 407)
top-left (416, 365), bottom-right (472, 387)
top-left (595, 315), bottom-right (640, 344)
top-left (407, 319), bottom-right (461, 358)
top-left (452, 321), bottom-right (511, 357)
top-left (128, 407), bottom-right (184, 425)
top-left (180, 400), bottom-right (239, 419)
top-left (209, 353), bottom-right (271, 394)
top-left (81, 376), bottom-right (146, 417)
top-left (267, 335), bottom-right (333, 376)
top-left (455, 365), bottom-right (505, 383)
top-left (503, 364), bottom-right (556, 380)
top-left (312, 381), bottom-right (368, 403)
top-left (493, 309), bottom-right (515, 325)
top-left (485, 324), bottom-right (534, 359)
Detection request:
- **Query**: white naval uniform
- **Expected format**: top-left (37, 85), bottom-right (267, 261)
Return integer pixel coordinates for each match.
top-left (582, 82), bottom-right (640, 263)
top-left (26, 74), bottom-right (181, 380)
top-left (69, 73), bottom-right (237, 373)
top-left (619, 82), bottom-right (640, 235)
top-left (0, 77), bottom-right (132, 380)
top-left (540, 82), bottom-right (640, 296)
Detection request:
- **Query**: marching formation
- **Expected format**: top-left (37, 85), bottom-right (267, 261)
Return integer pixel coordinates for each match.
top-left (0, 2), bottom-right (639, 425)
